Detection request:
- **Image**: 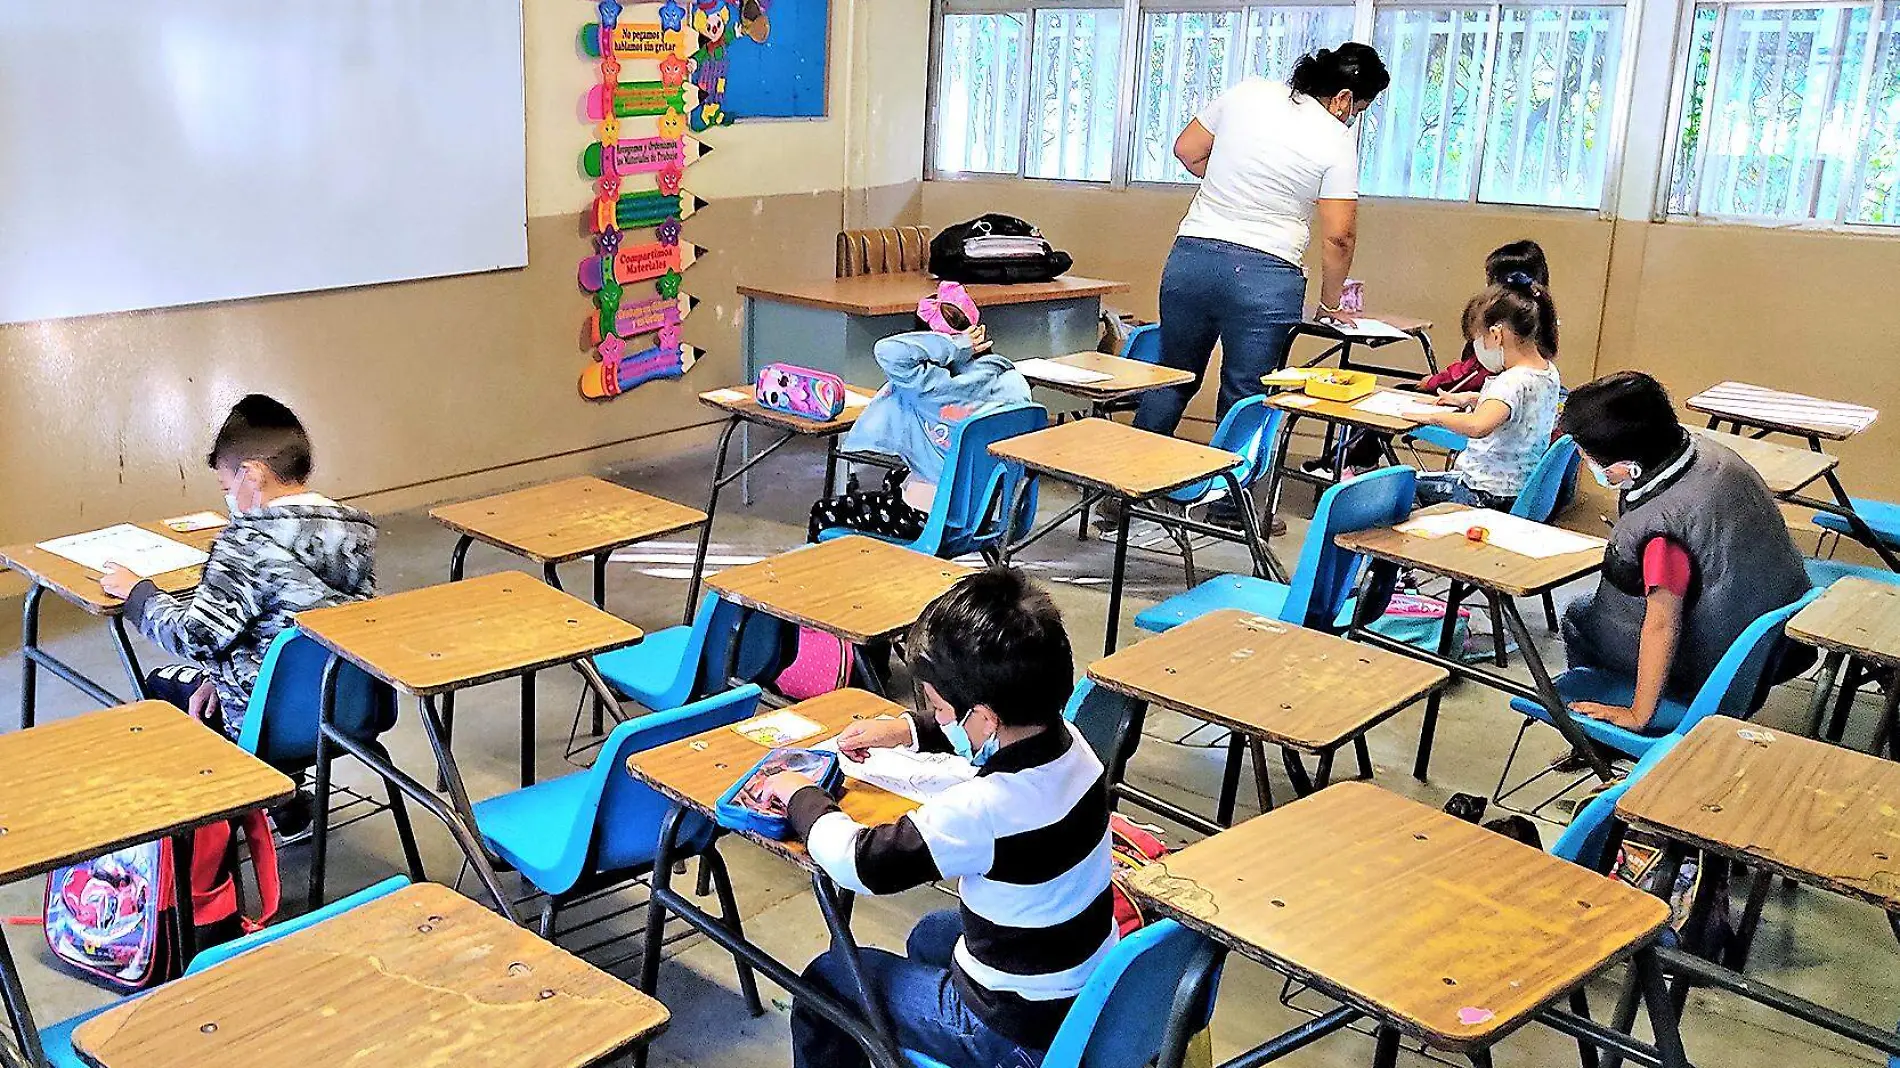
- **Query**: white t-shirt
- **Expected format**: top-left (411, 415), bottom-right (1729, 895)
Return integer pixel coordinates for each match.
top-left (1454, 364), bottom-right (1563, 496)
top-left (1177, 81), bottom-right (1359, 267)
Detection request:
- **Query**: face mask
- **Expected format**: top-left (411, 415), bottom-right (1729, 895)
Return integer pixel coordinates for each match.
top-left (1587, 460), bottom-right (1639, 491)
top-left (943, 711), bottom-right (1000, 767)
top-left (1473, 339), bottom-right (1507, 374)
top-left (224, 492), bottom-right (243, 518)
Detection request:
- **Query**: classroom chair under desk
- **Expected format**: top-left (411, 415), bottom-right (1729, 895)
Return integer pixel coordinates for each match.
top-left (473, 684), bottom-right (767, 1010)
top-left (817, 402), bottom-right (1046, 562)
top-left (1498, 589), bottom-right (1821, 815)
top-left (33, 876), bottom-right (413, 1068)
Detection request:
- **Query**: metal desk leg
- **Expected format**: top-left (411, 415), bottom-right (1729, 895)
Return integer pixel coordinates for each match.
top-left (439, 534), bottom-right (473, 791)
top-left (18, 584), bottom-right (40, 731)
top-left (824, 435), bottom-right (841, 497)
top-left (592, 552), bottom-right (610, 736)
top-left (1105, 496), bottom-right (1134, 655)
top-left (109, 616), bottom-right (149, 701)
top-left (1827, 657), bottom-right (1866, 743)
top-left (520, 672), bottom-right (537, 788)
top-left (686, 416), bottom-right (741, 621)
top-left (1496, 596), bottom-right (1614, 781)
top-left (1821, 469), bottom-right (1900, 571)
top-left (1603, 841), bottom-right (1686, 1068)
top-left (417, 694), bottom-right (480, 837)
top-left (171, 827), bottom-right (197, 966)
top-left (1807, 651), bottom-right (1844, 738)
top-left (1215, 732), bottom-right (1246, 827)
top-left (1371, 1025), bottom-right (1403, 1068)
top-left (1413, 581), bottom-right (1469, 781)
top-left (1223, 470), bottom-right (1284, 584)
top-left (1261, 413), bottom-right (1299, 541)
top-left (1633, 948), bottom-right (1691, 1068)
top-left (309, 656), bottom-right (341, 908)
top-left (0, 922), bottom-right (45, 1068)
top-left (814, 873), bottom-right (899, 1052)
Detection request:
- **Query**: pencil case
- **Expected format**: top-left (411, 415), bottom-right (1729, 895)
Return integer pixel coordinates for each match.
top-left (1304, 369), bottom-right (1377, 403)
top-left (715, 747), bottom-right (845, 840)
top-left (756, 363), bottom-right (847, 421)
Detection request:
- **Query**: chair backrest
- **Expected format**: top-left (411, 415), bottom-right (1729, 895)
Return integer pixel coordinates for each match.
top-left (1280, 466), bottom-right (1417, 631)
top-left (1169, 397), bottom-right (1281, 504)
top-left (187, 876), bottom-right (410, 974)
top-left (1509, 435), bottom-right (1583, 523)
top-left (836, 226), bottom-right (932, 278)
top-left (927, 402), bottom-right (1048, 556)
top-left (1120, 323), bottom-right (1161, 365)
top-left (1678, 588), bottom-right (1823, 731)
top-left (1063, 678), bottom-right (1142, 781)
top-left (1040, 920), bottom-right (1215, 1068)
top-left (237, 627), bottom-right (398, 771)
top-left (692, 598), bottom-right (794, 700)
top-left (1550, 738), bottom-right (1681, 873)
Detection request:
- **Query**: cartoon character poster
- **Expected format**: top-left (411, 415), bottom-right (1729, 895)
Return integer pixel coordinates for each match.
top-left (687, 0), bottom-right (828, 128)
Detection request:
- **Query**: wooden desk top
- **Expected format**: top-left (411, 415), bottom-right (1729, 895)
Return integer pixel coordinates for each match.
top-left (294, 572), bottom-right (643, 697)
top-left (989, 418), bottom-right (1241, 499)
top-left (0, 521), bottom-right (222, 617)
top-left (1787, 577), bottom-right (1900, 666)
top-left (1690, 428), bottom-right (1837, 497)
top-left (628, 689), bottom-right (918, 869)
top-left (1617, 716), bottom-right (1900, 911)
top-left (708, 537), bottom-right (972, 644)
top-left (73, 883), bottom-right (668, 1068)
top-left (1126, 783), bottom-right (1668, 1051)
top-left (1022, 352), bottom-right (1196, 401)
top-left (699, 384), bottom-right (880, 435)
top-left (736, 272), bottom-right (1128, 317)
top-left (1268, 391), bottom-right (1422, 434)
top-left (0, 704), bottom-right (294, 882)
top-left (430, 477), bottom-right (706, 565)
top-left (1687, 381), bottom-right (1878, 441)
top-left (1088, 610), bottom-right (1448, 751)
top-left (1334, 505), bottom-right (1605, 598)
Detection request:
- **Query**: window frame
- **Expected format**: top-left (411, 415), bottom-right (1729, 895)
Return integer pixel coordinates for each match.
top-left (925, 0), bottom-right (1643, 216)
top-left (1652, 0), bottom-right (1900, 230)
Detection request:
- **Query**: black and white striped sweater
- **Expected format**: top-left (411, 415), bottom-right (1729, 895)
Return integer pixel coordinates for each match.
top-left (787, 715), bottom-right (1115, 1049)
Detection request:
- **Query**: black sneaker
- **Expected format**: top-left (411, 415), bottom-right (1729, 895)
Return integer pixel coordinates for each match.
top-left (271, 790), bottom-right (315, 844)
top-left (1090, 497), bottom-right (1125, 534)
top-left (1299, 458), bottom-right (1336, 479)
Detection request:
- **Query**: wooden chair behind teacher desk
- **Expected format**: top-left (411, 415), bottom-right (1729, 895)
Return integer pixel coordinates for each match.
top-left (836, 225), bottom-right (932, 278)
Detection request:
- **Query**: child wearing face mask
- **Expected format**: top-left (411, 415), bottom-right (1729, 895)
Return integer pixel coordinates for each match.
top-left (760, 567), bottom-right (1111, 1068)
top-left (1554, 372), bottom-right (1812, 732)
top-left (1405, 280), bottom-right (1562, 509)
top-left (98, 396), bottom-right (378, 751)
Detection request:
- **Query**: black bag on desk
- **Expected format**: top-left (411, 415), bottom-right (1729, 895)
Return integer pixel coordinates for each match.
top-left (930, 214), bottom-right (1073, 285)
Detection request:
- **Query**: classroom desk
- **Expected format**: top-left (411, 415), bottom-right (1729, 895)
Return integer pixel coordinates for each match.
top-left (627, 689), bottom-right (917, 1068)
top-left (991, 419), bottom-right (1280, 654)
top-left (1607, 716), bottom-right (1900, 1062)
top-left (706, 536), bottom-right (971, 692)
top-left (1334, 505), bottom-right (1611, 783)
top-left (1260, 391), bottom-right (1425, 528)
top-left (1688, 427), bottom-right (1899, 571)
top-left (1017, 351), bottom-right (1196, 408)
top-left (1687, 380), bottom-right (1878, 446)
top-left (431, 476), bottom-right (705, 739)
top-left (1086, 609), bottom-right (1448, 834)
top-left (684, 385), bottom-right (879, 621)
top-left (1293, 310), bottom-right (1439, 380)
top-left (295, 572), bottom-right (643, 907)
top-left (0, 704), bottom-right (294, 1065)
top-left (0, 521), bottom-right (222, 729)
top-left (71, 882), bottom-right (670, 1068)
top-left (1126, 783), bottom-right (1684, 1068)
top-left (1787, 576), bottom-right (1900, 754)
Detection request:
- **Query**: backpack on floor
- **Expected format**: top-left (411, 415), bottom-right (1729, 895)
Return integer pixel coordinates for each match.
top-left (1366, 593), bottom-right (1472, 656)
top-left (1107, 815), bottom-right (1171, 935)
top-left (44, 810), bottom-right (279, 990)
top-left (775, 627), bottom-right (853, 702)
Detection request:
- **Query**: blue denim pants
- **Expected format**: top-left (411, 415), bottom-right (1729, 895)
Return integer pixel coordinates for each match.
top-left (1134, 236), bottom-right (1308, 436)
top-left (791, 910), bottom-right (1044, 1068)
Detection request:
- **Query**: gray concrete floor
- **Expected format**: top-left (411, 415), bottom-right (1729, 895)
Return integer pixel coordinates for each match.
top-left (2, 435), bottom-right (1895, 1066)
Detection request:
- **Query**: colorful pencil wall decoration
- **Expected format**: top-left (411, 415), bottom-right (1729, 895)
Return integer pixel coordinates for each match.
top-left (578, 0), bottom-right (714, 401)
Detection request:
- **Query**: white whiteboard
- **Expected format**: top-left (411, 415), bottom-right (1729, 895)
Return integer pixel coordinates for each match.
top-left (0, 0), bottom-right (528, 325)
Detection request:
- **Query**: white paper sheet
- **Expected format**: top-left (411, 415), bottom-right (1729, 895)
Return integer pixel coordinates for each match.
top-left (1395, 508), bottom-right (1606, 559)
top-left (843, 389), bottom-right (874, 408)
top-left (37, 524), bottom-right (209, 576)
top-left (1325, 317), bottom-right (1412, 341)
top-left (161, 511), bottom-right (227, 534)
top-left (813, 736), bottom-right (977, 803)
top-left (1015, 358), bottom-right (1116, 386)
top-left (1352, 391), bottom-right (1442, 419)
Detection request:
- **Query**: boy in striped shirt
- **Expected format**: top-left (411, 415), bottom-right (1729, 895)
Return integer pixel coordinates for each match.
top-left (761, 568), bottom-right (1114, 1068)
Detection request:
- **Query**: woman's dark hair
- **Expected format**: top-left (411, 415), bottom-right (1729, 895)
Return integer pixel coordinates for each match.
top-left (1474, 278), bottom-right (1559, 360)
top-left (207, 394), bottom-right (313, 482)
top-left (908, 567), bottom-right (1075, 728)
top-left (1559, 371), bottom-right (1684, 469)
top-left (1289, 44), bottom-right (1390, 104)
top-left (1485, 240), bottom-right (1551, 288)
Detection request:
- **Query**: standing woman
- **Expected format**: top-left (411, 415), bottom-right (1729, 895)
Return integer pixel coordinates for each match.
top-left (1135, 44), bottom-right (1389, 443)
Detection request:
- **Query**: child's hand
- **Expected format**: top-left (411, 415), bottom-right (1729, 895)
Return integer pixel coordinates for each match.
top-left (761, 770), bottom-right (818, 809)
top-left (187, 680), bottom-right (220, 725)
top-left (1435, 390), bottom-right (1479, 411)
top-left (1570, 701), bottom-right (1648, 730)
top-left (834, 716), bottom-right (913, 760)
top-left (98, 563), bottom-right (138, 599)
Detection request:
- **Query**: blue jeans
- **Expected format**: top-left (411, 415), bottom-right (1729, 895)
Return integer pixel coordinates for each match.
top-left (791, 911), bottom-right (1044, 1068)
top-left (1414, 472), bottom-right (1516, 511)
top-left (1135, 237), bottom-right (1307, 436)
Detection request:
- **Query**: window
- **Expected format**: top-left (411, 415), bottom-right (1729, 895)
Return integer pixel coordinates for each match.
top-left (933, 1), bottom-right (1123, 181)
top-left (928, 0), bottom-right (1633, 208)
top-left (1666, 2), bottom-right (1900, 225)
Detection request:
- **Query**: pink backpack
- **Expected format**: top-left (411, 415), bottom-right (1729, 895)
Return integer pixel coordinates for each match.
top-left (774, 627), bottom-right (852, 701)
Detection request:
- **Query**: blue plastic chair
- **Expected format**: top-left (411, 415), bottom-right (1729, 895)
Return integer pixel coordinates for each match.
top-left (820, 403), bottom-right (1046, 561)
top-left (1064, 678), bottom-right (1143, 784)
top-left (472, 684), bottom-right (768, 1012)
top-left (1122, 323), bottom-right (1161, 364)
top-left (594, 593), bottom-right (791, 713)
top-left (1550, 738), bottom-right (1682, 874)
top-left (1167, 397), bottom-right (1281, 509)
top-left (905, 919), bottom-right (1217, 1068)
top-left (1503, 590), bottom-right (1821, 807)
top-left (237, 628), bottom-right (421, 875)
top-left (1813, 498), bottom-right (1900, 552)
top-left (1134, 466), bottom-right (1417, 634)
top-left (1805, 556), bottom-right (1900, 589)
top-left (35, 877), bottom-right (411, 1068)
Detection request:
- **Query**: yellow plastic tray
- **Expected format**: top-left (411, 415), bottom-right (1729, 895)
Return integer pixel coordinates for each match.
top-left (1304, 370), bottom-right (1377, 403)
